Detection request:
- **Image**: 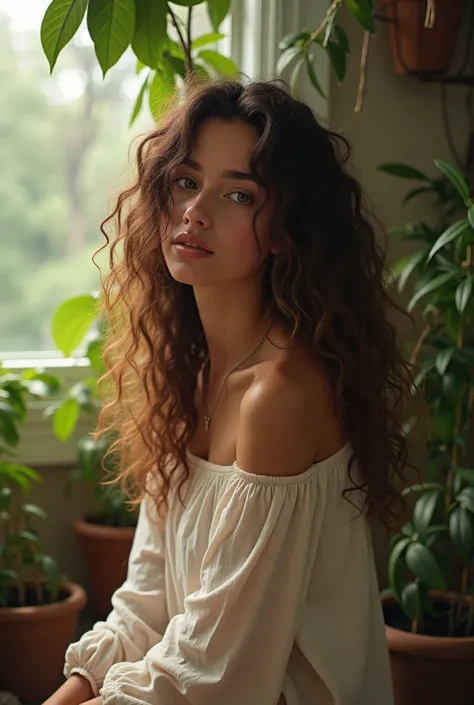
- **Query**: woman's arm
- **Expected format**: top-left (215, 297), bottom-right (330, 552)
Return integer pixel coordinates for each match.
top-left (43, 674), bottom-right (94, 705)
top-left (61, 489), bottom-right (168, 697)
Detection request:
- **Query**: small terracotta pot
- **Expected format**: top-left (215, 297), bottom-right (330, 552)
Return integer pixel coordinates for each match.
top-left (74, 517), bottom-right (135, 618)
top-left (383, 0), bottom-right (466, 75)
top-left (0, 581), bottom-right (86, 699)
top-left (383, 592), bottom-right (474, 705)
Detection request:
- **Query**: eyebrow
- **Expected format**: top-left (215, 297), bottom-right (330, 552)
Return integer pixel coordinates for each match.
top-left (182, 158), bottom-right (261, 185)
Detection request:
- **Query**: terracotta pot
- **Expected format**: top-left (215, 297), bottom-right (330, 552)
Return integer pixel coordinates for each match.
top-left (74, 516), bottom-right (135, 618)
top-left (383, 592), bottom-right (474, 705)
top-left (0, 581), bottom-right (86, 700)
top-left (383, 0), bottom-right (466, 75)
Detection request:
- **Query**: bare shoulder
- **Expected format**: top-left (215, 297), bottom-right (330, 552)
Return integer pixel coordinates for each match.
top-left (236, 353), bottom-right (344, 477)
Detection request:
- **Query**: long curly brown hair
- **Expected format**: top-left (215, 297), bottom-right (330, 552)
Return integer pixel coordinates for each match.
top-left (96, 78), bottom-right (414, 531)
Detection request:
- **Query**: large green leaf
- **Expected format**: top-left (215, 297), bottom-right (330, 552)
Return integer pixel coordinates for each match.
top-left (290, 57), bottom-right (305, 94)
top-left (325, 40), bottom-right (347, 82)
top-left (405, 542), bottom-right (446, 590)
top-left (413, 490), bottom-right (440, 537)
top-left (449, 506), bottom-right (473, 565)
top-left (403, 186), bottom-right (435, 205)
top-left (0, 463), bottom-right (42, 493)
top-left (22, 370), bottom-right (61, 396)
top-left (408, 272), bottom-right (455, 312)
top-left (276, 47), bottom-right (302, 75)
top-left (428, 219), bottom-right (471, 261)
top-left (435, 347), bottom-right (455, 376)
top-left (170, 0), bottom-right (205, 4)
top-left (52, 295), bottom-right (98, 357)
top-left (333, 25), bottom-right (349, 53)
top-left (53, 398), bottom-right (80, 442)
top-left (0, 414), bottom-right (19, 448)
top-left (455, 275), bottom-right (474, 314)
top-left (130, 73), bottom-right (149, 126)
top-left (344, 0), bottom-right (375, 32)
top-left (434, 159), bottom-right (470, 202)
top-left (458, 487), bottom-right (474, 513)
top-left (149, 65), bottom-right (176, 120)
top-left (388, 537), bottom-right (410, 597)
top-left (41, 0), bottom-right (88, 72)
top-left (87, 0), bottom-right (135, 75)
top-left (206, 0), bottom-right (230, 32)
top-left (279, 30), bottom-right (311, 51)
top-left (198, 49), bottom-right (238, 76)
top-left (401, 581), bottom-right (420, 622)
top-left (306, 57), bottom-right (326, 97)
top-left (132, 0), bottom-right (168, 69)
top-left (468, 205), bottom-right (474, 229)
top-left (391, 249), bottom-right (428, 292)
top-left (192, 32), bottom-right (225, 49)
top-left (378, 163), bottom-right (428, 181)
top-left (23, 504), bottom-right (48, 521)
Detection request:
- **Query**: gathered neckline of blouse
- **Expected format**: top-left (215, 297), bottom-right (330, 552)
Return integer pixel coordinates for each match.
top-left (186, 441), bottom-right (353, 486)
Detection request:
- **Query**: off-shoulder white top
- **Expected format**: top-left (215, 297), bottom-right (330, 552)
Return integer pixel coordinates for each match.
top-left (64, 443), bottom-right (393, 705)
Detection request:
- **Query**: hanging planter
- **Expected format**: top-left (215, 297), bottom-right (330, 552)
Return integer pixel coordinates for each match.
top-left (383, 0), bottom-right (466, 75)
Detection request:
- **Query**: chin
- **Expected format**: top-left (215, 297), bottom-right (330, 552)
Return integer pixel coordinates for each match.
top-left (165, 260), bottom-right (213, 287)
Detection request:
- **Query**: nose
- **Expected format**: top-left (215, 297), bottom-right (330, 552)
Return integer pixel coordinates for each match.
top-left (183, 194), bottom-right (212, 229)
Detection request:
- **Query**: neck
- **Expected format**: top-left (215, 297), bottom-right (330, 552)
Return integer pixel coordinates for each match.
top-left (194, 281), bottom-right (267, 377)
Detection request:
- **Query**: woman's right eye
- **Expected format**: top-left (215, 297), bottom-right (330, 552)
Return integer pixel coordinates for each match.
top-left (175, 176), bottom-right (198, 190)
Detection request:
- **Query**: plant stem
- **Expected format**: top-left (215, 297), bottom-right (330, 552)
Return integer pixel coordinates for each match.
top-left (355, 31), bottom-right (371, 113)
top-left (167, 3), bottom-right (193, 77)
top-left (303, 0), bottom-right (343, 51)
top-left (412, 617), bottom-right (419, 634)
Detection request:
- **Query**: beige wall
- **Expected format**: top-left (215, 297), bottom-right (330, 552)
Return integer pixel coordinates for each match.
top-left (330, 7), bottom-right (470, 243)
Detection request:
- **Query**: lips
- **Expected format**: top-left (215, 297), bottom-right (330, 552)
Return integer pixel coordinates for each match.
top-left (173, 232), bottom-right (213, 254)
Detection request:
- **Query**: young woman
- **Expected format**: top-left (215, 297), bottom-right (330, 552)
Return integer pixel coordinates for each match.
top-left (46, 79), bottom-right (412, 705)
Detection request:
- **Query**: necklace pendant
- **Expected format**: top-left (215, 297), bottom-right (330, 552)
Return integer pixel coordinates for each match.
top-left (204, 416), bottom-right (211, 432)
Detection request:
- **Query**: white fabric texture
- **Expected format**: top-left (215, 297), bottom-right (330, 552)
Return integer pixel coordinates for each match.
top-left (64, 443), bottom-right (393, 705)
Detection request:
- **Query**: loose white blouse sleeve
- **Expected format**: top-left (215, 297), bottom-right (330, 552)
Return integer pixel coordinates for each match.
top-left (100, 468), bottom-right (322, 705)
top-left (63, 494), bottom-right (168, 696)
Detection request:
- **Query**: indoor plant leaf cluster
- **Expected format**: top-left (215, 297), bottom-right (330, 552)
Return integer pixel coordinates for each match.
top-left (383, 159), bottom-right (474, 636)
top-left (50, 294), bottom-right (137, 528)
top-left (40, 0), bottom-right (236, 123)
top-left (0, 365), bottom-right (65, 607)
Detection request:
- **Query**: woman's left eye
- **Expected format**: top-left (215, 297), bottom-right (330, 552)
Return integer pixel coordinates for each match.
top-left (176, 177), bottom-right (197, 189)
top-left (228, 191), bottom-right (254, 205)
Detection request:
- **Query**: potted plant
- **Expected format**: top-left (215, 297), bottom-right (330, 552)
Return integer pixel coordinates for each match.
top-left (379, 158), bottom-right (474, 705)
top-left (50, 294), bottom-right (138, 618)
top-left (383, 0), bottom-right (466, 75)
top-left (0, 365), bottom-right (86, 700)
top-left (277, 0), bottom-right (467, 110)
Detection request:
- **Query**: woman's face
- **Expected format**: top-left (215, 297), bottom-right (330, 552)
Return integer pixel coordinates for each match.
top-left (162, 118), bottom-right (274, 287)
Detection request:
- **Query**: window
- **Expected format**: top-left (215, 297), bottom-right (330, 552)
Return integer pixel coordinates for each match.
top-left (0, 0), bottom-right (217, 359)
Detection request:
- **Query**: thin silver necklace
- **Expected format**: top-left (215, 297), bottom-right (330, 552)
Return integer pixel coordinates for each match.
top-left (202, 328), bottom-right (269, 432)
